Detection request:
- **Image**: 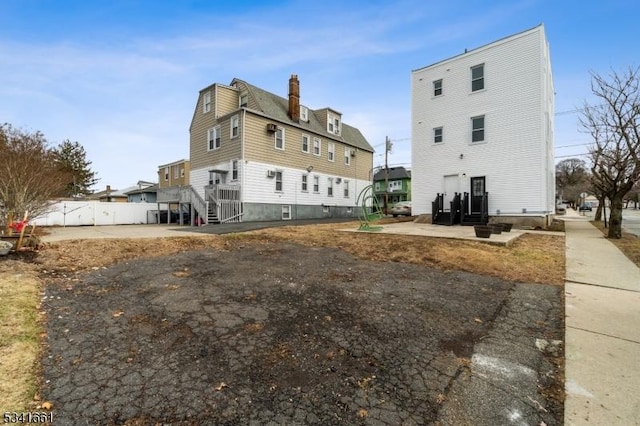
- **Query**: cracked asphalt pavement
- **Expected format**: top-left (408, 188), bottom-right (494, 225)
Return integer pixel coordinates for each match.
top-left (41, 242), bottom-right (563, 425)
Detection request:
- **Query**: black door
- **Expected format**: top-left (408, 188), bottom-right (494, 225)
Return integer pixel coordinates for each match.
top-left (470, 177), bottom-right (485, 214)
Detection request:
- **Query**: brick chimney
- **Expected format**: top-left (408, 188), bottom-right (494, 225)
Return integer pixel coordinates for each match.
top-left (288, 74), bottom-right (300, 122)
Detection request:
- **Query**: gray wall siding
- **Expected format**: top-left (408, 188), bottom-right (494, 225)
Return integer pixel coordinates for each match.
top-left (242, 203), bottom-right (357, 222)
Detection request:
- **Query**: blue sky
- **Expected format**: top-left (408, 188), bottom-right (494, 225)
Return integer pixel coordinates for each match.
top-left (1, 0), bottom-right (638, 191)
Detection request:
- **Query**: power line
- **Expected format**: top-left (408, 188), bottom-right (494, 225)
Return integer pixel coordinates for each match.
top-left (555, 108), bottom-right (583, 116)
top-left (555, 153), bottom-right (590, 159)
top-left (555, 103), bottom-right (607, 116)
top-left (556, 142), bottom-right (592, 148)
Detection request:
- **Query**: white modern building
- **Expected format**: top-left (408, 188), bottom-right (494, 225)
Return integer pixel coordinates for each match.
top-left (411, 24), bottom-right (555, 228)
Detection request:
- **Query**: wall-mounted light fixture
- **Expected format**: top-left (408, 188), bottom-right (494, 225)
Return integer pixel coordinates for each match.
top-left (306, 166), bottom-right (314, 173)
top-left (459, 153), bottom-right (464, 159)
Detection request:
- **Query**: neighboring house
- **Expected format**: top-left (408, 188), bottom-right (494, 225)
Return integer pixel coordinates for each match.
top-left (372, 167), bottom-right (412, 206)
top-left (87, 185), bottom-right (128, 203)
top-left (125, 181), bottom-right (158, 203)
top-left (411, 24), bottom-right (555, 228)
top-left (158, 159), bottom-right (190, 188)
top-left (160, 74), bottom-right (374, 224)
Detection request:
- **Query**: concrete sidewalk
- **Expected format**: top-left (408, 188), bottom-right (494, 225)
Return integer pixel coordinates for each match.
top-left (562, 209), bottom-right (640, 425)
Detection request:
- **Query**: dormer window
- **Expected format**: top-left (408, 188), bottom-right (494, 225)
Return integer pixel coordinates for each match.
top-left (239, 93), bottom-right (248, 108)
top-left (203, 91), bottom-right (211, 113)
top-left (328, 113), bottom-right (341, 135)
top-left (300, 105), bottom-right (308, 122)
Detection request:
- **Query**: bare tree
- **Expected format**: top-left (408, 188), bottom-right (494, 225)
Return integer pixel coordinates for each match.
top-left (580, 67), bottom-right (640, 238)
top-left (555, 158), bottom-right (590, 208)
top-left (0, 124), bottom-right (69, 226)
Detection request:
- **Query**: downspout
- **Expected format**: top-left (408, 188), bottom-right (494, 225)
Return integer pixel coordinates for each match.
top-left (241, 108), bottom-right (246, 207)
top-left (354, 148), bottom-right (358, 215)
top-left (214, 84), bottom-right (218, 118)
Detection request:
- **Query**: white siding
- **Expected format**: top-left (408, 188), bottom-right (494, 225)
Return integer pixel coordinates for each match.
top-left (411, 25), bottom-right (554, 217)
top-left (192, 161), bottom-right (367, 208)
top-left (190, 159), bottom-right (239, 200)
top-left (243, 161), bottom-right (366, 206)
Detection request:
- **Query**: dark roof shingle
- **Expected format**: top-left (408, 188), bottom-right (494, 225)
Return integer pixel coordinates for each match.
top-left (233, 78), bottom-right (374, 153)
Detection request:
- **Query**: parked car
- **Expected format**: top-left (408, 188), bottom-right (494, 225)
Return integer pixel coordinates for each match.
top-left (555, 203), bottom-right (567, 215)
top-left (389, 201), bottom-right (412, 217)
top-left (579, 203), bottom-right (592, 211)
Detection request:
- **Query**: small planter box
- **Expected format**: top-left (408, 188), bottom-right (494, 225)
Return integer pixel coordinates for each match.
top-left (499, 223), bottom-right (513, 232)
top-left (490, 224), bottom-right (504, 235)
top-left (474, 225), bottom-right (492, 238)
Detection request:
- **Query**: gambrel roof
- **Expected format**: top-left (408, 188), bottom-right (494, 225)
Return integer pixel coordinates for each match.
top-left (231, 78), bottom-right (374, 153)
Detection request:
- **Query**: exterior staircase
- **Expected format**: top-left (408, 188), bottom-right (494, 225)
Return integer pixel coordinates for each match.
top-left (156, 185), bottom-right (209, 225)
top-left (460, 192), bottom-right (489, 226)
top-left (432, 191), bottom-right (488, 226)
top-left (432, 193), bottom-right (461, 225)
top-left (207, 204), bottom-right (219, 224)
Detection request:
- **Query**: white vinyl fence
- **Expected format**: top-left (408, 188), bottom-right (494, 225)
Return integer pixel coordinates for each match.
top-left (32, 201), bottom-right (157, 226)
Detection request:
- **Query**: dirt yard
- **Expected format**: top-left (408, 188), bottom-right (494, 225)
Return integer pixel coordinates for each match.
top-left (1, 220), bottom-right (565, 424)
top-left (33, 219), bottom-right (565, 285)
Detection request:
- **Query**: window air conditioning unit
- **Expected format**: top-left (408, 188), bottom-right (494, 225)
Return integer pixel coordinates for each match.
top-left (267, 170), bottom-right (276, 178)
top-left (350, 150), bottom-right (356, 157)
top-left (266, 123), bottom-right (278, 132)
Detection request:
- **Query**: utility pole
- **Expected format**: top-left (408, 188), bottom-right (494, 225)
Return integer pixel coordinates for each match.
top-left (384, 136), bottom-right (391, 214)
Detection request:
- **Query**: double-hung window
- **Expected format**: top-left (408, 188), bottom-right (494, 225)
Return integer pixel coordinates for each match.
top-left (434, 127), bottom-right (443, 143)
top-left (208, 126), bottom-right (221, 150)
top-left (282, 205), bottom-right (291, 220)
top-left (328, 143), bottom-right (335, 162)
top-left (300, 106), bottom-right (308, 122)
top-left (301, 174), bottom-right (308, 192)
top-left (343, 180), bottom-right (349, 198)
top-left (275, 171), bottom-right (283, 192)
top-left (328, 113), bottom-right (341, 135)
top-left (471, 115), bottom-right (485, 143)
top-left (327, 178), bottom-right (333, 197)
top-left (232, 160), bottom-right (238, 180)
top-left (433, 79), bottom-right (443, 96)
top-left (203, 91), bottom-right (211, 113)
top-left (471, 64), bottom-right (484, 92)
top-left (301, 134), bottom-right (309, 153)
top-left (313, 175), bottom-right (319, 193)
top-left (313, 138), bottom-right (321, 156)
top-left (345, 148), bottom-right (351, 165)
top-left (231, 115), bottom-right (239, 138)
top-left (275, 128), bottom-right (284, 150)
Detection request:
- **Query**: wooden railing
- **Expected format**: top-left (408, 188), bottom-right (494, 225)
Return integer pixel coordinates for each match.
top-left (206, 184), bottom-right (242, 223)
top-left (461, 192), bottom-right (489, 225)
top-left (432, 193), bottom-right (444, 222)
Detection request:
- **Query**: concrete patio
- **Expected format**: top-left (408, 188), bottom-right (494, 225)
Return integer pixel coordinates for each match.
top-left (347, 221), bottom-right (562, 246)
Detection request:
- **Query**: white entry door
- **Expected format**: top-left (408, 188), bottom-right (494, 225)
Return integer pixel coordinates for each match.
top-left (443, 175), bottom-right (459, 211)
